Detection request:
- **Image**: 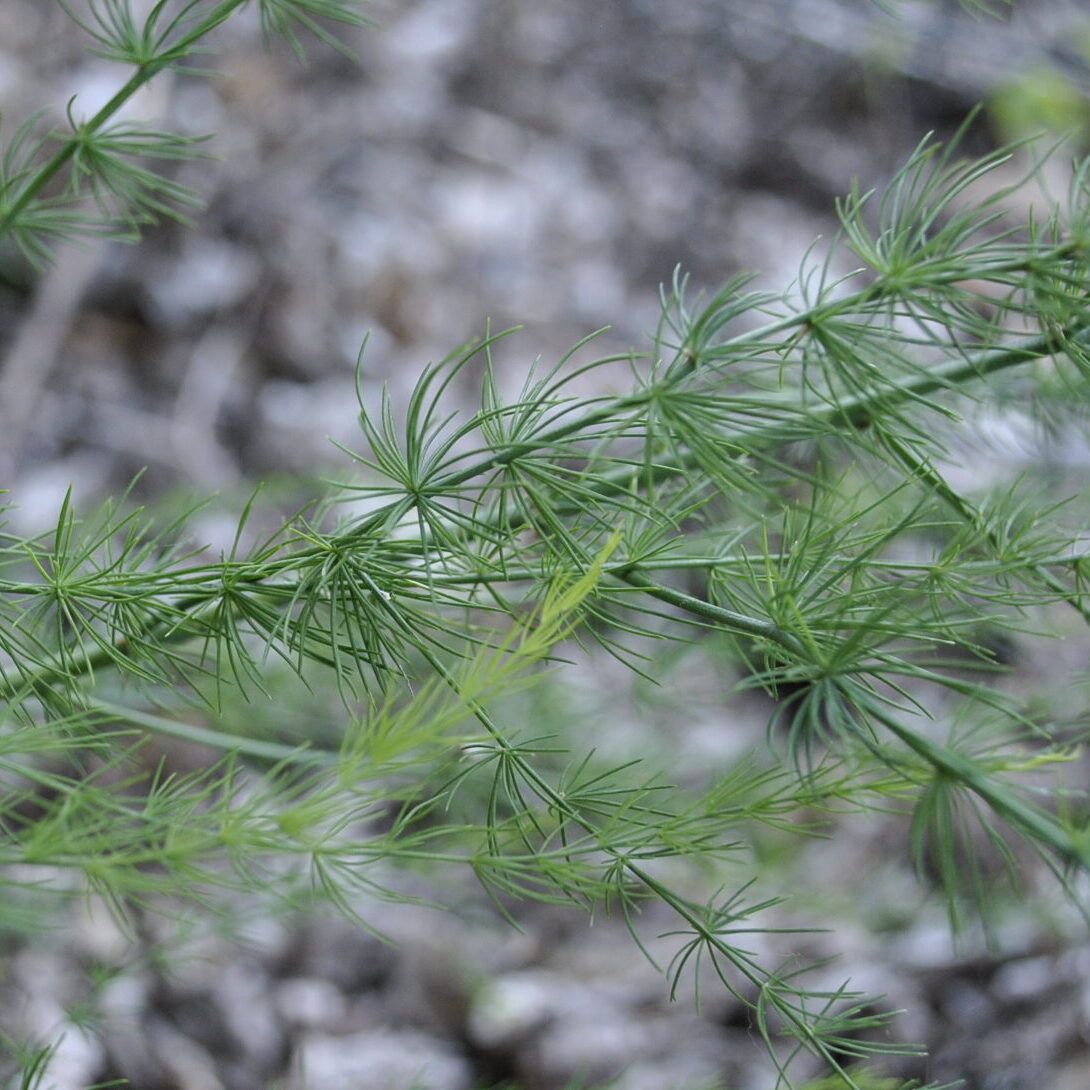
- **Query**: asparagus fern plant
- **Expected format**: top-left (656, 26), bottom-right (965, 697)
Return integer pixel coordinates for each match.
top-left (2, 2), bottom-right (1088, 1088)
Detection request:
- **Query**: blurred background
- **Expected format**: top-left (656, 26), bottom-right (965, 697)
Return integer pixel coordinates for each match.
top-left (1, 1), bottom-right (1090, 1088)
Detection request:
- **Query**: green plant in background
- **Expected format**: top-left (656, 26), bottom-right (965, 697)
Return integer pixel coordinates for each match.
top-left (988, 65), bottom-right (1090, 146)
top-left (1, 2), bottom-right (1089, 1089)
top-left (797, 1073), bottom-right (929, 1090)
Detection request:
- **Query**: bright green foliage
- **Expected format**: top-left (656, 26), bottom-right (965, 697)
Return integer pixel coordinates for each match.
top-left (1, 2), bottom-right (1088, 1089)
top-left (989, 67), bottom-right (1090, 145)
top-left (798, 1073), bottom-right (932, 1090)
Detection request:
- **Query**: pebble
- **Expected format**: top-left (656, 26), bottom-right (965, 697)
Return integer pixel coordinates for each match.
top-left (939, 980), bottom-right (996, 1029)
top-left (290, 1028), bottom-right (472, 1090)
top-left (527, 1014), bottom-right (672, 1088)
top-left (27, 1027), bottom-right (106, 1090)
top-left (149, 1019), bottom-right (226, 1090)
top-left (291, 915), bottom-right (399, 993)
top-left (467, 970), bottom-right (578, 1049)
top-left (611, 1053), bottom-right (733, 1090)
top-left (212, 961), bottom-right (283, 1068)
top-left (144, 239), bottom-right (261, 329)
top-left (275, 977), bottom-right (349, 1030)
top-left (72, 895), bottom-right (134, 963)
top-left (991, 956), bottom-right (1057, 1006)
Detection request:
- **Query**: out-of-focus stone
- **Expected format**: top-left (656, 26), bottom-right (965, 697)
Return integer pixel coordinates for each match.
top-left (470, 967), bottom-right (736, 1088)
top-left (290, 915), bottom-right (399, 994)
top-left (610, 1053), bottom-right (734, 1090)
top-left (27, 1027), bottom-right (105, 1090)
top-left (991, 956), bottom-right (1058, 1006)
top-left (212, 961), bottom-right (282, 1068)
top-left (7, 457), bottom-right (113, 536)
top-left (275, 977), bottom-right (349, 1030)
top-left (1055, 1053), bottom-right (1090, 1090)
top-left (255, 378), bottom-right (365, 467)
top-left (71, 895), bottom-right (134, 963)
top-left (144, 239), bottom-right (261, 330)
top-left (149, 1019), bottom-right (226, 1090)
top-left (939, 980), bottom-right (995, 1029)
top-left (467, 970), bottom-right (575, 1049)
top-left (290, 1028), bottom-right (472, 1090)
top-left (889, 918), bottom-right (958, 971)
top-left (523, 1014), bottom-right (672, 1088)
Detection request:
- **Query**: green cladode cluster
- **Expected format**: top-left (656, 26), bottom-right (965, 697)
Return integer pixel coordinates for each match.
top-left (1, 2), bottom-right (1089, 1087)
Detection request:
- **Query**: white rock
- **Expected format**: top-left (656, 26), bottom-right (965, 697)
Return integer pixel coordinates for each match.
top-left (149, 1020), bottom-right (225, 1090)
top-left (145, 239), bottom-right (260, 328)
top-left (212, 961), bottom-right (282, 1067)
top-left (529, 1015), bottom-right (659, 1086)
top-left (467, 971), bottom-right (567, 1048)
top-left (992, 956), bottom-right (1057, 1005)
top-left (291, 1029), bottom-right (472, 1090)
top-left (384, 0), bottom-right (475, 66)
top-left (72, 895), bottom-right (133, 963)
top-left (610, 1054), bottom-right (729, 1090)
top-left (275, 977), bottom-right (348, 1030)
top-left (28, 1028), bottom-right (105, 1090)
top-left (7, 459), bottom-right (112, 536)
top-left (98, 973), bottom-right (152, 1025)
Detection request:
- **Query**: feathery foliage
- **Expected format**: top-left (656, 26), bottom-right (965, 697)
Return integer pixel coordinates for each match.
top-left (1, 2), bottom-right (1088, 1088)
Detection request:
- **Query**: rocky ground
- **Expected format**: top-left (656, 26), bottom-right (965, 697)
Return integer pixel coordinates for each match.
top-left (2, 1), bottom-right (1090, 1088)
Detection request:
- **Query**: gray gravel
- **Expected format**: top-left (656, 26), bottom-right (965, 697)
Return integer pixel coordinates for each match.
top-left (2, 2), bottom-right (1090, 1088)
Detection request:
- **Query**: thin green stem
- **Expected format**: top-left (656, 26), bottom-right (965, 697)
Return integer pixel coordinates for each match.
top-left (1, 548), bottom-right (1084, 597)
top-left (2, 323), bottom-right (1085, 707)
top-left (881, 431), bottom-right (1090, 625)
top-left (617, 568), bottom-right (798, 649)
top-left (867, 701), bottom-right (1090, 869)
top-left (618, 568), bottom-right (1088, 870)
top-left (376, 589), bottom-right (874, 1087)
top-left (93, 698), bottom-right (336, 766)
top-left (0, 0), bottom-right (246, 240)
